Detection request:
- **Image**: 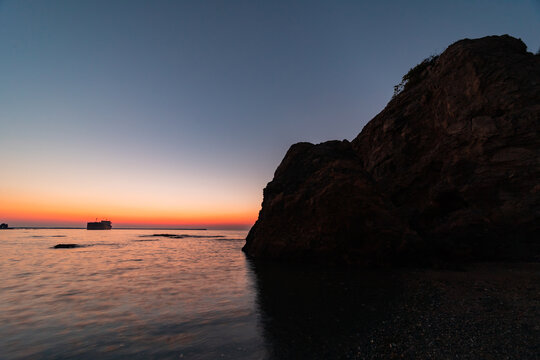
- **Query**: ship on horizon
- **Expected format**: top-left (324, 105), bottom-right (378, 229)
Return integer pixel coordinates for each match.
top-left (87, 220), bottom-right (112, 230)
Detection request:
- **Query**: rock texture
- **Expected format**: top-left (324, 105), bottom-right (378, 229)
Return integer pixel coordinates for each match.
top-left (244, 141), bottom-right (421, 265)
top-left (243, 35), bottom-right (540, 265)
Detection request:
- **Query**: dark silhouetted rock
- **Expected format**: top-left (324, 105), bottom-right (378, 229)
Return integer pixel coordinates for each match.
top-left (244, 35), bottom-right (540, 265)
top-left (53, 244), bottom-right (80, 249)
top-left (244, 141), bottom-right (421, 265)
top-left (352, 35), bottom-right (540, 260)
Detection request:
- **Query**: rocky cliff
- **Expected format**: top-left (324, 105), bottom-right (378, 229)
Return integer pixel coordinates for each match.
top-left (243, 35), bottom-right (540, 265)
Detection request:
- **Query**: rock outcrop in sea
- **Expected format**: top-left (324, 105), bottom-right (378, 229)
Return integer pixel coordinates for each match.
top-left (243, 35), bottom-right (540, 265)
top-left (53, 244), bottom-right (81, 249)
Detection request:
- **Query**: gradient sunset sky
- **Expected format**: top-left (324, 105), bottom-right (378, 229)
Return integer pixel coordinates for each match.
top-left (1, 1), bottom-right (539, 228)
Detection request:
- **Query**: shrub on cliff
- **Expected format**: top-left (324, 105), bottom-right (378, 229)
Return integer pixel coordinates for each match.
top-left (393, 55), bottom-right (438, 97)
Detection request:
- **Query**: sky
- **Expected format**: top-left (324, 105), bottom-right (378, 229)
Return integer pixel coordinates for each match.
top-left (1, 0), bottom-right (539, 228)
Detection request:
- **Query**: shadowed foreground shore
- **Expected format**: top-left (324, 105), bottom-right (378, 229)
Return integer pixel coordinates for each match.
top-left (357, 263), bottom-right (539, 359)
top-left (251, 261), bottom-right (540, 359)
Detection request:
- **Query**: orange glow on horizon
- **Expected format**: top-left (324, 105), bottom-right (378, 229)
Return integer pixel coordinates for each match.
top-left (0, 192), bottom-right (259, 228)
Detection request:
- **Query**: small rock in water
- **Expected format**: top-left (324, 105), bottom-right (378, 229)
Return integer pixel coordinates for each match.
top-left (53, 244), bottom-right (80, 249)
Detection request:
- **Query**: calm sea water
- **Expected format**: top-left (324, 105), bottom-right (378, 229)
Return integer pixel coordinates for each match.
top-left (0, 229), bottom-right (399, 359)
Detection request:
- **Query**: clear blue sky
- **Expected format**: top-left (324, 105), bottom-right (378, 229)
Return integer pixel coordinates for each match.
top-left (0, 0), bottom-right (539, 227)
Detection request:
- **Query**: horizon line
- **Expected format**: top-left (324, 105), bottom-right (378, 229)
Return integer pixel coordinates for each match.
top-left (5, 226), bottom-right (251, 230)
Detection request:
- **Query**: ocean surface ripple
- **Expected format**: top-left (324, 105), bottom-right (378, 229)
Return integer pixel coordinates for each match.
top-left (0, 229), bottom-right (406, 360)
top-left (0, 229), bottom-right (264, 360)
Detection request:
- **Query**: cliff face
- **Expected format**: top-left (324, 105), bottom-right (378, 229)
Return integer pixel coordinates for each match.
top-left (243, 35), bottom-right (540, 264)
top-left (243, 141), bottom-right (421, 265)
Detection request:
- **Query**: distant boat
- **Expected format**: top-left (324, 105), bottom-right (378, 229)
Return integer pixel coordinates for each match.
top-left (87, 220), bottom-right (112, 230)
top-left (0, 223), bottom-right (8, 229)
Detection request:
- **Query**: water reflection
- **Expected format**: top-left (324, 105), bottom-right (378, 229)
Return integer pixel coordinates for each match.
top-left (2, 229), bottom-right (411, 359)
top-left (249, 260), bottom-right (403, 359)
top-left (0, 229), bottom-right (264, 360)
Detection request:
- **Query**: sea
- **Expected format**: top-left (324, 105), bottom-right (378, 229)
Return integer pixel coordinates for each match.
top-left (0, 229), bottom-right (399, 360)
